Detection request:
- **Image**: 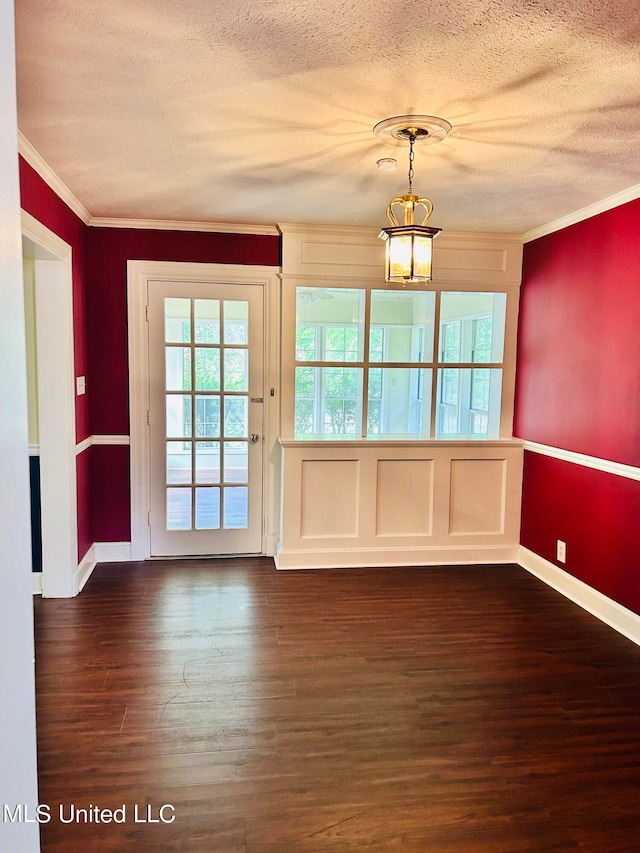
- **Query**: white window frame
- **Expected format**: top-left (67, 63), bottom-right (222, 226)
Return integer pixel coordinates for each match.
top-left (438, 310), bottom-right (502, 436)
top-left (282, 278), bottom-right (519, 440)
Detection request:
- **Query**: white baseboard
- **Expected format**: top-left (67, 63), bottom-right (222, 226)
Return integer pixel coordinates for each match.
top-left (94, 541), bottom-right (133, 563)
top-left (32, 573), bottom-right (43, 595)
top-left (265, 535), bottom-right (279, 558)
top-left (76, 544), bottom-right (96, 593)
top-left (517, 545), bottom-right (640, 647)
top-left (275, 544), bottom-right (519, 570)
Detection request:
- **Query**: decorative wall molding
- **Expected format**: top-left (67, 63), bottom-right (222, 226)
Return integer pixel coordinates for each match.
top-left (523, 440), bottom-right (640, 482)
top-left (19, 133), bottom-right (279, 237)
top-left (518, 546), bottom-right (640, 647)
top-left (92, 434), bottom-right (131, 446)
top-left (90, 217), bottom-right (279, 236)
top-left (19, 131), bottom-right (638, 251)
top-left (76, 544), bottom-right (96, 593)
top-left (18, 132), bottom-right (91, 225)
top-left (277, 544), bottom-right (519, 570)
top-left (94, 541), bottom-right (133, 563)
top-left (279, 225), bottom-right (523, 285)
top-left (277, 441), bottom-right (524, 571)
top-left (521, 183), bottom-right (640, 243)
top-left (75, 434), bottom-right (131, 455)
top-left (75, 436), bottom-right (92, 455)
top-left (35, 542), bottom-right (133, 593)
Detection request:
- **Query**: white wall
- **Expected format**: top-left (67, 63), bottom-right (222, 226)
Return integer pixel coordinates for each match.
top-left (23, 254), bottom-right (40, 445)
top-left (0, 0), bottom-right (41, 849)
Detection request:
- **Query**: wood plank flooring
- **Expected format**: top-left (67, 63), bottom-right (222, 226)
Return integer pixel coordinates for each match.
top-left (34, 560), bottom-right (640, 852)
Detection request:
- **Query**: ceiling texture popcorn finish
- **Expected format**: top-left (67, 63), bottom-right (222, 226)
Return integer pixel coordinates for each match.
top-left (14, 0), bottom-right (640, 233)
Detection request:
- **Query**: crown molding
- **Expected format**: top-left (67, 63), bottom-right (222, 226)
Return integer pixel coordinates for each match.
top-left (521, 183), bottom-right (640, 243)
top-left (277, 222), bottom-right (523, 243)
top-left (89, 217), bottom-right (279, 235)
top-left (278, 222), bottom-right (380, 239)
top-left (18, 131), bottom-right (92, 225)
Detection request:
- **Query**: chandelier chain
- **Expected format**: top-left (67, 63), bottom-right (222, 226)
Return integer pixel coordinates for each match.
top-left (408, 134), bottom-right (416, 193)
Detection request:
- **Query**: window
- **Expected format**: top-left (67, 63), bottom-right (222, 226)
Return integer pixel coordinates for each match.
top-left (292, 286), bottom-right (509, 439)
top-left (437, 292), bottom-right (506, 436)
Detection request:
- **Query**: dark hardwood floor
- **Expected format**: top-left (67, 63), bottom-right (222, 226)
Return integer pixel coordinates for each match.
top-left (34, 559), bottom-right (640, 852)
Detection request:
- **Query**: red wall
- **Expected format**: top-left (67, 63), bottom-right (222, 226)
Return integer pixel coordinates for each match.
top-left (85, 227), bottom-right (280, 541)
top-left (19, 158), bottom-right (92, 560)
top-left (85, 227), bottom-right (279, 435)
top-left (19, 157), bottom-right (281, 551)
top-left (514, 199), bottom-right (640, 466)
top-left (520, 452), bottom-right (640, 614)
top-left (19, 159), bottom-right (90, 442)
top-left (515, 198), bottom-right (640, 615)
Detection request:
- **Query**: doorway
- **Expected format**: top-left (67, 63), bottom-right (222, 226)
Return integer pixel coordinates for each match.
top-left (22, 211), bottom-right (78, 597)
top-left (148, 280), bottom-right (264, 556)
top-left (127, 261), bottom-right (280, 561)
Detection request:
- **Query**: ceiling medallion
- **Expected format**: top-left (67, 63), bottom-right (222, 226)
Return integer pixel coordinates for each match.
top-left (375, 115), bottom-right (451, 286)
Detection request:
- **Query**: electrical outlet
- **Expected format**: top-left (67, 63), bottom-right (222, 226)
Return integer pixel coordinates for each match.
top-left (556, 539), bottom-right (566, 563)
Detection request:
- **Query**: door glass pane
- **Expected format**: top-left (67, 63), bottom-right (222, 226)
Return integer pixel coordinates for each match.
top-left (224, 486), bottom-right (248, 529)
top-left (224, 441), bottom-right (248, 483)
top-left (166, 488), bottom-right (191, 530)
top-left (166, 441), bottom-right (192, 484)
top-left (195, 348), bottom-right (220, 391)
top-left (194, 299), bottom-right (220, 344)
top-left (224, 301), bottom-right (249, 344)
top-left (195, 396), bottom-right (220, 438)
top-left (367, 368), bottom-right (432, 435)
top-left (196, 441), bottom-right (220, 484)
top-left (224, 349), bottom-right (248, 391)
top-left (440, 293), bottom-right (507, 362)
top-left (166, 395), bottom-right (192, 438)
top-left (165, 298), bottom-right (191, 343)
top-left (195, 487), bottom-right (220, 530)
top-left (369, 291), bottom-right (435, 362)
top-left (224, 397), bottom-right (248, 437)
top-left (165, 348), bottom-right (191, 391)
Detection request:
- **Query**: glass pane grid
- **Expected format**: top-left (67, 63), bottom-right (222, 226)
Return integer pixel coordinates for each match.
top-left (293, 288), bottom-right (507, 439)
top-left (164, 296), bottom-right (251, 533)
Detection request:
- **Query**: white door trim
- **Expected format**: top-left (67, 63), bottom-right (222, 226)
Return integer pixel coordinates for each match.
top-left (127, 260), bottom-right (281, 561)
top-left (21, 210), bottom-right (79, 597)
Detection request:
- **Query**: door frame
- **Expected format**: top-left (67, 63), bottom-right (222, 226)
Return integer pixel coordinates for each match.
top-left (21, 210), bottom-right (79, 596)
top-left (127, 261), bottom-right (280, 561)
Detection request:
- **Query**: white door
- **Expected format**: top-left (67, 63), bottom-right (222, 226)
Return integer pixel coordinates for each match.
top-left (148, 280), bottom-right (264, 556)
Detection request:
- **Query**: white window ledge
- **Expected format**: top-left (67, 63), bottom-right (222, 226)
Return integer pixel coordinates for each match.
top-left (279, 435), bottom-right (525, 448)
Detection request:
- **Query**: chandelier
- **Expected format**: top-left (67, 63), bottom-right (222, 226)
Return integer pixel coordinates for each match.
top-left (374, 115), bottom-right (451, 286)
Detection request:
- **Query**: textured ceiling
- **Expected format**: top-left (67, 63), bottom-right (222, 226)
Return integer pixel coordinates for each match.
top-left (14, 0), bottom-right (640, 233)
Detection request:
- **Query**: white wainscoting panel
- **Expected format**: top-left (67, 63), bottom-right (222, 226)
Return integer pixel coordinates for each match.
top-left (376, 459), bottom-right (434, 537)
top-left (278, 224), bottom-right (523, 285)
top-left (449, 458), bottom-right (506, 535)
top-left (301, 458), bottom-right (360, 538)
top-left (277, 439), bottom-right (523, 569)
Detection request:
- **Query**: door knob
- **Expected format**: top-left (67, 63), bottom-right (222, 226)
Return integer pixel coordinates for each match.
top-left (250, 433), bottom-right (260, 443)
